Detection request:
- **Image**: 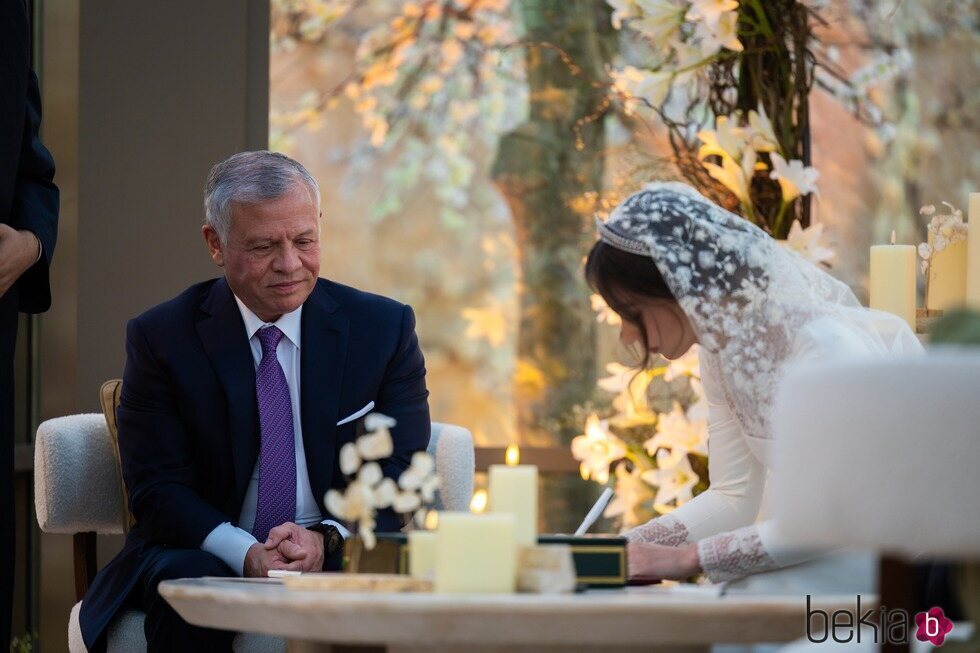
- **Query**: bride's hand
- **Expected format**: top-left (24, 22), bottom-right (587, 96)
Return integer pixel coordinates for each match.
top-left (627, 541), bottom-right (701, 581)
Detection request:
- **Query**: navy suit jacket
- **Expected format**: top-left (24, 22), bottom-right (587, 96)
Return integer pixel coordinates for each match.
top-left (0, 0), bottom-right (59, 312)
top-left (80, 277), bottom-right (430, 650)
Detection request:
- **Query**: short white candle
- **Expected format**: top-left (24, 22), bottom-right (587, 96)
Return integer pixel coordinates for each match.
top-left (870, 232), bottom-right (917, 329)
top-left (488, 464), bottom-right (538, 548)
top-left (967, 193), bottom-right (980, 310)
top-left (408, 530), bottom-right (437, 580)
top-left (435, 512), bottom-right (516, 594)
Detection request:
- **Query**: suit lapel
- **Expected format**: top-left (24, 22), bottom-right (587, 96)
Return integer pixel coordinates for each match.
top-left (195, 278), bottom-right (258, 511)
top-left (300, 282), bottom-right (348, 514)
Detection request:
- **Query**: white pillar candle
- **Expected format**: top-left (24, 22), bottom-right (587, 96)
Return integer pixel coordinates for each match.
top-left (435, 512), bottom-right (516, 593)
top-left (967, 193), bottom-right (980, 310)
top-left (870, 233), bottom-right (917, 329)
top-left (408, 530), bottom-right (437, 581)
top-left (926, 231), bottom-right (968, 311)
top-left (488, 464), bottom-right (538, 548)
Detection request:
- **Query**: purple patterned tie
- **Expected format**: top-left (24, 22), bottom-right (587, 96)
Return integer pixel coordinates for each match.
top-left (251, 326), bottom-right (296, 543)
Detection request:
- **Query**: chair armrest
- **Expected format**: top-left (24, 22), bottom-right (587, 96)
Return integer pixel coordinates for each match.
top-left (429, 423), bottom-right (475, 512)
top-left (34, 414), bottom-right (127, 534)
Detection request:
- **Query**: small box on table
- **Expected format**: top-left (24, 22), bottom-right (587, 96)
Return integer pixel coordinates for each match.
top-left (358, 533), bottom-right (627, 588)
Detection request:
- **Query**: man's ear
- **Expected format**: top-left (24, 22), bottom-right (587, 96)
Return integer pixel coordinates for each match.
top-left (202, 225), bottom-right (225, 267)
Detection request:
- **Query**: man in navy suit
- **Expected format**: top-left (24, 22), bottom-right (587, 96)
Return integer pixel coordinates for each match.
top-left (1, 0), bottom-right (59, 649)
top-left (80, 151), bottom-right (429, 652)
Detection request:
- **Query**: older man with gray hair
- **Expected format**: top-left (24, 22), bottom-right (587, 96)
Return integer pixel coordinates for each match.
top-left (79, 151), bottom-right (430, 652)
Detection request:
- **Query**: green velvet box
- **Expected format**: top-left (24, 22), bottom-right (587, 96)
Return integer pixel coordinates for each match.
top-left (357, 533), bottom-right (627, 588)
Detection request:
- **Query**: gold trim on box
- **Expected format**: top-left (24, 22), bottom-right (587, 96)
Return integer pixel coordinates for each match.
top-left (566, 544), bottom-right (626, 584)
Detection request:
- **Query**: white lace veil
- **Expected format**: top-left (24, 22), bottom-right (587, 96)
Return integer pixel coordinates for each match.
top-left (598, 181), bottom-right (921, 449)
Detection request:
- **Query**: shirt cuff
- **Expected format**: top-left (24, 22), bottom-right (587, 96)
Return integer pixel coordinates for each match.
top-left (201, 522), bottom-right (258, 576)
top-left (32, 232), bottom-right (42, 264)
top-left (321, 519), bottom-right (350, 539)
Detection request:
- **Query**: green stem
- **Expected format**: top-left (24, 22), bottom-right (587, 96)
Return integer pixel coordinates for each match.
top-left (773, 199), bottom-right (791, 237)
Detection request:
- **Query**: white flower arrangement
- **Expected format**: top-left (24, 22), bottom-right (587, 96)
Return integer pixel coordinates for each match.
top-left (325, 413), bottom-right (439, 551)
top-left (917, 201), bottom-right (968, 276)
top-left (572, 342), bottom-right (709, 529)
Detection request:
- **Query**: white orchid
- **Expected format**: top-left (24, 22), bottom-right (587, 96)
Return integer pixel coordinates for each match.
top-left (399, 451), bottom-right (440, 503)
top-left (571, 413), bottom-right (627, 484)
top-left (769, 153), bottom-right (820, 201)
top-left (325, 413), bottom-right (440, 551)
top-left (685, 0), bottom-right (739, 27)
top-left (364, 412), bottom-right (396, 431)
top-left (782, 221), bottom-right (835, 268)
top-left (357, 420), bottom-right (394, 460)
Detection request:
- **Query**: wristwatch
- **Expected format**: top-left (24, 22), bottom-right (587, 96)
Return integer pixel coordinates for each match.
top-left (306, 522), bottom-right (345, 556)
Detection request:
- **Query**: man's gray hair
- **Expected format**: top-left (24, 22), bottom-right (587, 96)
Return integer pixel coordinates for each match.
top-left (203, 151), bottom-right (321, 243)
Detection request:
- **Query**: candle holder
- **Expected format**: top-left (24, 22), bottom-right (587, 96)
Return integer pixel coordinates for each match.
top-left (916, 308), bottom-right (944, 335)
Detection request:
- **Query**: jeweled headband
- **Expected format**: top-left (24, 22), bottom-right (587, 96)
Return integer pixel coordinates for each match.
top-left (595, 217), bottom-right (650, 256)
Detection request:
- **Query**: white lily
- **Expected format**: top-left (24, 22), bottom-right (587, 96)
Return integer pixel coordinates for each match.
top-left (641, 449), bottom-right (699, 507)
top-left (685, 0), bottom-right (739, 27)
top-left (607, 0), bottom-right (640, 29)
top-left (643, 403), bottom-right (708, 458)
top-left (591, 293), bottom-right (622, 326)
top-left (605, 465), bottom-right (656, 528)
top-left (663, 346), bottom-right (700, 381)
top-left (633, 0), bottom-right (685, 49)
top-left (571, 413), bottom-right (627, 484)
top-left (695, 10), bottom-right (743, 55)
top-left (704, 147), bottom-right (755, 204)
top-left (769, 153), bottom-right (820, 201)
top-left (782, 221), bottom-right (835, 267)
top-left (698, 115), bottom-right (746, 160)
top-left (746, 104), bottom-right (778, 152)
top-left (612, 66), bottom-right (672, 111)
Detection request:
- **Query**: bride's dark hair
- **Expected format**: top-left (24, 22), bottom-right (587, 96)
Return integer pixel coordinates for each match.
top-left (585, 240), bottom-right (676, 368)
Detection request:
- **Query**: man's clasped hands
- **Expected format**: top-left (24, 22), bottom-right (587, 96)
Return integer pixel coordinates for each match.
top-left (243, 522), bottom-right (326, 577)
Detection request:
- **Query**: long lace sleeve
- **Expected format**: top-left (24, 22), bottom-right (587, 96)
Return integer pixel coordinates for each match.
top-left (629, 356), bottom-right (766, 542)
top-left (624, 513), bottom-right (691, 546)
top-left (697, 524), bottom-right (777, 582)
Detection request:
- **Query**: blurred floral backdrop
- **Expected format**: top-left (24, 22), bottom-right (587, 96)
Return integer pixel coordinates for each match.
top-left (270, 0), bottom-right (978, 532)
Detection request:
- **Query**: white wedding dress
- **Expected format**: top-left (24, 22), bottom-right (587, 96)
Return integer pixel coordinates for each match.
top-left (597, 182), bottom-right (923, 585)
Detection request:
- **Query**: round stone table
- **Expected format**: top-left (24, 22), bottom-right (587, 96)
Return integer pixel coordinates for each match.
top-left (160, 577), bottom-right (863, 653)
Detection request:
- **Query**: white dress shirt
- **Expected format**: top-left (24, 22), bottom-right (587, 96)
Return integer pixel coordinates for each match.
top-left (200, 296), bottom-right (345, 575)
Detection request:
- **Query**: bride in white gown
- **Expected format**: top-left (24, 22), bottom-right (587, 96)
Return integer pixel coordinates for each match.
top-left (585, 182), bottom-right (922, 584)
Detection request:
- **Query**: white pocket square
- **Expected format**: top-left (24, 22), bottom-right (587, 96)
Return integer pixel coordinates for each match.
top-left (337, 401), bottom-right (375, 426)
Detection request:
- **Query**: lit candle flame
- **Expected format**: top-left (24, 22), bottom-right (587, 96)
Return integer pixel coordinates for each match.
top-left (424, 509), bottom-right (439, 530)
top-left (469, 489), bottom-right (488, 513)
top-left (891, 230), bottom-right (897, 245)
top-left (505, 444), bottom-right (520, 466)
top-left (579, 463), bottom-right (590, 481)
